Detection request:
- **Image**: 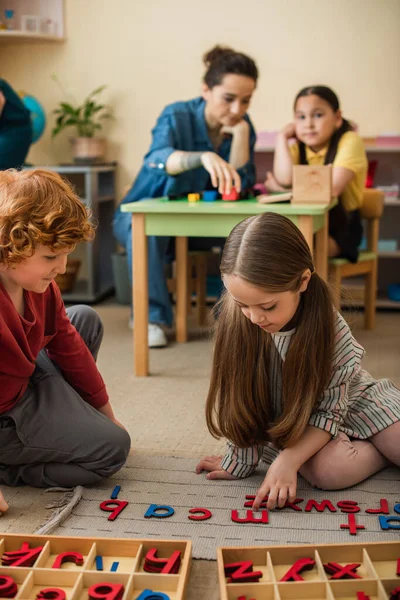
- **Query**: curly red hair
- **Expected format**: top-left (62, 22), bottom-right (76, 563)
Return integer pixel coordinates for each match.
top-left (0, 169), bottom-right (95, 266)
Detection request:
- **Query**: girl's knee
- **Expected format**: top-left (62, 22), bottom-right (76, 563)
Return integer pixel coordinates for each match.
top-left (300, 434), bottom-right (357, 490)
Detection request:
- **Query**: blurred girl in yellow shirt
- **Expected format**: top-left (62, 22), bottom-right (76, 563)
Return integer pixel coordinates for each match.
top-left (267, 86), bottom-right (367, 263)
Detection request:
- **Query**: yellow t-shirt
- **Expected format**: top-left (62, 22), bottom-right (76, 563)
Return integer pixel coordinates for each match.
top-left (289, 131), bottom-right (368, 211)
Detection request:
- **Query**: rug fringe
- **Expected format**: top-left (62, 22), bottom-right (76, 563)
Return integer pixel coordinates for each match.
top-left (34, 486), bottom-right (84, 535)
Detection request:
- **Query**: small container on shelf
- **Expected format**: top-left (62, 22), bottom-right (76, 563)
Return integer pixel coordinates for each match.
top-left (21, 14), bottom-right (41, 33)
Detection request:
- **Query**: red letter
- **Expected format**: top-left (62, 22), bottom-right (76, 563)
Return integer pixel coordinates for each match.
top-left (52, 552), bottom-right (84, 569)
top-left (231, 510), bottom-right (268, 523)
top-left (36, 589), bottom-right (66, 600)
top-left (337, 500), bottom-right (360, 513)
top-left (324, 561), bottom-right (361, 579)
top-left (390, 586), bottom-right (400, 600)
top-left (99, 500), bottom-right (128, 521)
top-left (224, 561), bottom-right (263, 583)
top-left (188, 508), bottom-right (212, 521)
top-left (280, 558), bottom-right (316, 581)
top-left (1, 543), bottom-right (43, 567)
top-left (365, 498), bottom-right (389, 514)
top-left (143, 548), bottom-right (181, 574)
top-left (340, 514), bottom-right (365, 535)
top-left (88, 584), bottom-right (124, 600)
top-left (0, 575), bottom-right (18, 598)
top-left (304, 499), bottom-right (336, 513)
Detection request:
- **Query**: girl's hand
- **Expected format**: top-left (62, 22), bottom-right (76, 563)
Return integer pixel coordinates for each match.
top-left (0, 489), bottom-right (9, 514)
top-left (252, 455), bottom-right (298, 511)
top-left (280, 122), bottom-right (296, 140)
top-left (264, 171), bottom-right (288, 193)
top-left (201, 152), bottom-right (241, 194)
top-left (196, 455), bottom-right (238, 480)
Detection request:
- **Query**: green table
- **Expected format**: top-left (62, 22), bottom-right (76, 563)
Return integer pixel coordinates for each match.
top-left (121, 197), bottom-right (333, 376)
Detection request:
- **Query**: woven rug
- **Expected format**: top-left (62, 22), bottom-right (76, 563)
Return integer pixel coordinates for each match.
top-left (47, 455), bottom-right (400, 560)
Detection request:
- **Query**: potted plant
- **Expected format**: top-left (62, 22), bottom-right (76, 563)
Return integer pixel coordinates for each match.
top-left (52, 83), bottom-right (113, 163)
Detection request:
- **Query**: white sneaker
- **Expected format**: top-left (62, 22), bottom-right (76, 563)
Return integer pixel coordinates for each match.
top-left (128, 318), bottom-right (167, 348)
top-left (148, 323), bottom-right (167, 348)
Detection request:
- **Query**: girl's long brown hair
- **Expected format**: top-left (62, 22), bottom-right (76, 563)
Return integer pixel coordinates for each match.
top-left (206, 213), bottom-right (335, 449)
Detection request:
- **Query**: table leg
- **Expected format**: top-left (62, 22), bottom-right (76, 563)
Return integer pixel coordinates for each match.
top-left (314, 212), bottom-right (328, 280)
top-left (297, 215), bottom-right (313, 251)
top-left (132, 214), bottom-right (149, 376)
top-left (176, 236), bottom-right (188, 343)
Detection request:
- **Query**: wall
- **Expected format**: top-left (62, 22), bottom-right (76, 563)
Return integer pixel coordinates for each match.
top-left (1, 0), bottom-right (399, 197)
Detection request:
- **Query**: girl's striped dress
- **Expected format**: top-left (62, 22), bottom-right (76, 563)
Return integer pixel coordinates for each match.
top-left (221, 312), bottom-right (400, 478)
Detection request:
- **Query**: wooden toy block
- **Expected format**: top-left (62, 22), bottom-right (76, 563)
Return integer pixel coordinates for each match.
top-left (222, 186), bottom-right (240, 201)
top-left (218, 541), bottom-right (400, 600)
top-left (0, 533), bottom-right (191, 600)
top-left (110, 486), bottom-right (121, 500)
top-left (257, 191), bottom-right (293, 204)
top-left (187, 193), bottom-right (200, 202)
top-left (202, 190), bottom-right (218, 201)
top-left (292, 164), bottom-right (332, 204)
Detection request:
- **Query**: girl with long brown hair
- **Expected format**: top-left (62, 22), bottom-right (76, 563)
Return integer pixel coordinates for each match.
top-left (196, 213), bottom-right (400, 510)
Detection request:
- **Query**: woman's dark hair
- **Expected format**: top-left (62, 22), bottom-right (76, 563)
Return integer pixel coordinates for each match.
top-left (294, 85), bottom-right (352, 164)
top-left (203, 45), bottom-right (258, 88)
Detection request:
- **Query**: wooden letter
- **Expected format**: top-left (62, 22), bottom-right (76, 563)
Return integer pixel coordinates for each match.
top-left (99, 500), bottom-right (128, 521)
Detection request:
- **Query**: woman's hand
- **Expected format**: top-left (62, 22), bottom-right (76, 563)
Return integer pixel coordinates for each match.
top-left (280, 122), bottom-right (296, 140)
top-left (196, 455), bottom-right (238, 480)
top-left (0, 92), bottom-right (6, 118)
top-left (252, 455), bottom-right (298, 511)
top-left (221, 120), bottom-right (250, 138)
top-left (0, 489), bottom-right (9, 514)
top-left (264, 171), bottom-right (288, 193)
top-left (201, 152), bottom-right (241, 194)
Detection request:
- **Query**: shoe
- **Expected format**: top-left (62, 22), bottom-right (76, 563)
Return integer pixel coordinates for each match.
top-left (148, 323), bottom-right (167, 348)
top-left (128, 318), bottom-right (167, 348)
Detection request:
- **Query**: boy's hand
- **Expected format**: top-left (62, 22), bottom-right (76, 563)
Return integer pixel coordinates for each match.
top-left (195, 455), bottom-right (238, 480)
top-left (252, 455), bottom-right (298, 511)
top-left (0, 489), bottom-right (9, 514)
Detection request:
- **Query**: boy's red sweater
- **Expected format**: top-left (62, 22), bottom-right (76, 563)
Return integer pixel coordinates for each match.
top-left (0, 280), bottom-right (109, 413)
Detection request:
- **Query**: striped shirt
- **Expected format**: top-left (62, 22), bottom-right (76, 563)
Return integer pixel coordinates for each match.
top-left (220, 312), bottom-right (400, 478)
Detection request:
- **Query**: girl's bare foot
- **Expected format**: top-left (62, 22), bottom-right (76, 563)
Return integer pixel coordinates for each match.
top-left (0, 490), bottom-right (9, 514)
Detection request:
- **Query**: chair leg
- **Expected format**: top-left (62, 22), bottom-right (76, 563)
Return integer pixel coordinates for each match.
top-left (365, 261), bottom-right (377, 330)
top-left (187, 256), bottom-right (194, 315)
top-left (194, 254), bottom-right (207, 326)
top-left (329, 267), bottom-right (342, 310)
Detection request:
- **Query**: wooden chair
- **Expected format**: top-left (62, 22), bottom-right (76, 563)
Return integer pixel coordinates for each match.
top-left (167, 251), bottom-right (210, 326)
top-left (328, 188), bottom-right (384, 329)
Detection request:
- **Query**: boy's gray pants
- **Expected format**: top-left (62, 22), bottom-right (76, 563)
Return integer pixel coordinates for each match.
top-left (0, 306), bottom-right (131, 488)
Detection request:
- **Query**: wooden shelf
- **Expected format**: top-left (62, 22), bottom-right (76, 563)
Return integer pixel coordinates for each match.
top-left (0, 30), bottom-right (64, 43)
top-left (378, 250), bottom-right (400, 258)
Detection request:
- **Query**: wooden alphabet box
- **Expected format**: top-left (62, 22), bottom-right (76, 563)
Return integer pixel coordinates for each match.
top-left (0, 532), bottom-right (191, 599)
top-left (217, 540), bottom-right (400, 600)
top-left (292, 165), bottom-right (332, 204)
